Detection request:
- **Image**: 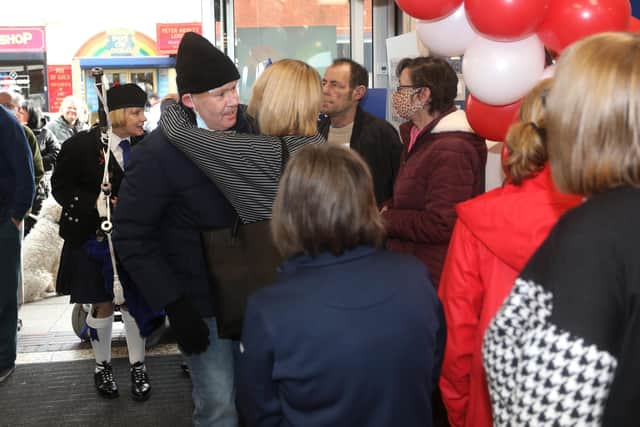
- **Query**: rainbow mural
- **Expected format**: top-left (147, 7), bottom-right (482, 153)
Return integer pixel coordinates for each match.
top-left (75, 29), bottom-right (158, 57)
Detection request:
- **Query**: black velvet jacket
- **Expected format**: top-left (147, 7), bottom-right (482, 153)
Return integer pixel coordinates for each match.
top-left (318, 106), bottom-right (403, 204)
top-left (52, 127), bottom-right (143, 245)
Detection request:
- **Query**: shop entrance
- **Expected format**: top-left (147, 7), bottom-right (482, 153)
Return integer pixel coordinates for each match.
top-left (100, 68), bottom-right (158, 95)
top-left (0, 63), bottom-right (46, 108)
top-left (84, 67), bottom-right (158, 124)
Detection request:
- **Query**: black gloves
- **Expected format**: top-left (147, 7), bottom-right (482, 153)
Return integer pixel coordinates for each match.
top-left (166, 296), bottom-right (210, 355)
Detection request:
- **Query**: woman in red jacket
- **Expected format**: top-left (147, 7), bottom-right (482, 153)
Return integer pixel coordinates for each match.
top-left (382, 57), bottom-right (486, 288)
top-left (437, 79), bottom-right (582, 427)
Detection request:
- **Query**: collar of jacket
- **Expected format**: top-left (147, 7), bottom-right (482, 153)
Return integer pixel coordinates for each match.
top-left (279, 245), bottom-right (377, 273)
top-left (317, 105), bottom-right (367, 145)
top-left (399, 106), bottom-right (459, 141)
top-left (233, 104), bottom-right (259, 134)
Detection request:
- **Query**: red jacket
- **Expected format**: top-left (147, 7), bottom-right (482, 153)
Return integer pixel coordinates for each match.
top-left (383, 109), bottom-right (487, 287)
top-left (438, 166), bottom-right (582, 427)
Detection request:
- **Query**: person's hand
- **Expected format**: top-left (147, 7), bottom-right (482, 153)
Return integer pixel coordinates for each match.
top-left (10, 217), bottom-right (21, 230)
top-left (380, 205), bottom-right (388, 214)
top-left (166, 296), bottom-right (210, 355)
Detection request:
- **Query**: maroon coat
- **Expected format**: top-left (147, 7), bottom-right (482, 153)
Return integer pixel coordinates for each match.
top-left (383, 109), bottom-right (487, 287)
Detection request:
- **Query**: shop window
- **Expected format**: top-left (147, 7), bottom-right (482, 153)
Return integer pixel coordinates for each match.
top-left (226, 0), bottom-right (372, 102)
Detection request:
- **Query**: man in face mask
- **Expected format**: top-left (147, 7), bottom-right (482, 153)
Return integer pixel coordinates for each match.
top-left (113, 32), bottom-right (256, 426)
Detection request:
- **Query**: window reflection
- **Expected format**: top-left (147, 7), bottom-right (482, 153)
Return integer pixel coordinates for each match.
top-left (231, 0), bottom-right (372, 102)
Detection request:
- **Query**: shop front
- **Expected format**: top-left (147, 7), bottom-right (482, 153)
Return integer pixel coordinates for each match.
top-left (74, 28), bottom-right (177, 118)
top-left (0, 26), bottom-right (48, 109)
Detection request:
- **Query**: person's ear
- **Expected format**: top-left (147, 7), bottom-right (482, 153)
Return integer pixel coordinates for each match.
top-left (181, 93), bottom-right (194, 108)
top-left (352, 85), bottom-right (366, 102)
top-left (418, 87), bottom-right (431, 104)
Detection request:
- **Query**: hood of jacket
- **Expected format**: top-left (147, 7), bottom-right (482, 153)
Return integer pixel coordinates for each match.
top-left (400, 108), bottom-right (474, 140)
top-left (399, 108), bottom-right (487, 159)
top-left (455, 166), bottom-right (583, 271)
top-left (431, 109), bottom-right (475, 134)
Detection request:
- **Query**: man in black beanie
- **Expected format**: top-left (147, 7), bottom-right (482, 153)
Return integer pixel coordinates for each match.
top-left (114, 32), bottom-right (255, 426)
top-left (176, 31), bottom-right (242, 131)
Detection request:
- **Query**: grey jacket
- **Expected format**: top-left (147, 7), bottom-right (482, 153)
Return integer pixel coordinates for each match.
top-left (45, 115), bottom-right (88, 144)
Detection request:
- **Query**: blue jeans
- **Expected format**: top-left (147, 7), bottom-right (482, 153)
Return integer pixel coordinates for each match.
top-left (183, 317), bottom-right (238, 427)
top-left (0, 219), bottom-right (20, 370)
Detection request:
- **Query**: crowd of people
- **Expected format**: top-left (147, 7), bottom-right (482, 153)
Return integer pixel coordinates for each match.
top-left (1, 29), bottom-right (639, 426)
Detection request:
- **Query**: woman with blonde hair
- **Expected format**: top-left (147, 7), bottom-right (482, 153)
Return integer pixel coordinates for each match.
top-left (52, 84), bottom-right (152, 401)
top-left (237, 144), bottom-right (445, 426)
top-left (438, 78), bottom-right (582, 427)
top-left (159, 58), bottom-right (325, 223)
top-left (483, 32), bottom-right (640, 426)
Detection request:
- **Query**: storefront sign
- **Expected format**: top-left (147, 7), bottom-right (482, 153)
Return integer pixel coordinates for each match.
top-left (156, 23), bottom-right (202, 55)
top-left (0, 27), bottom-right (46, 52)
top-left (47, 65), bottom-right (73, 112)
top-left (0, 72), bottom-right (30, 91)
top-left (75, 30), bottom-right (158, 57)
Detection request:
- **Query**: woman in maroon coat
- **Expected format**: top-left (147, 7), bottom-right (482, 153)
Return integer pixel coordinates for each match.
top-left (382, 57), bottom-right (486, 287)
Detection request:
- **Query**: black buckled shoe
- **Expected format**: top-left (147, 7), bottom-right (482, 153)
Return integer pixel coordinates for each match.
top-left (130, 361), bottom-right (151, 401)
top-left (94, 361), bottom-right (119, 399)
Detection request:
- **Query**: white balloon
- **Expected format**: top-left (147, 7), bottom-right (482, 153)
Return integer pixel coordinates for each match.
top-left (416, 4), bottom-right (477, 57)
top-left (462, 34), bottom-right (546, 106)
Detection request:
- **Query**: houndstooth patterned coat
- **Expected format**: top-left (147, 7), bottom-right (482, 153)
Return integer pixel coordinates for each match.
top-left (482, 187), bottom-right (640, 426)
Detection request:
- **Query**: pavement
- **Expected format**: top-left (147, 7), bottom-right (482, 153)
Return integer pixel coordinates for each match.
top-left (17, 295), bottom-right (179, 364)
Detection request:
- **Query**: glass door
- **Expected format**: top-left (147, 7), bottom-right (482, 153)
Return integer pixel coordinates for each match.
top-left (85, 68), bottom-right (158, 123)
top-left (220, 0), bottom-right (358, 102)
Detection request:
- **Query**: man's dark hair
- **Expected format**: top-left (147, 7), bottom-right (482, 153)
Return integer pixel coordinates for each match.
top-left (332, 58), bottom-right (369, 89)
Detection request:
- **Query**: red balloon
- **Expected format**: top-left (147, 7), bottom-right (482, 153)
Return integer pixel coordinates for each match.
top-left (395, 0), bottom-right (463, 21)
top-left (537, 0), bottom-right (631, 53)
top-left (629, 16), bottom-right (640, 33)
top-left (466, 95), bottom-right (521, 142)
top-left (465, 0), bottom-right (551, 41)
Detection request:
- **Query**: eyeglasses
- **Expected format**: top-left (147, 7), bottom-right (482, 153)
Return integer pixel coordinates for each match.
top-left (394, 84), bottom-right (424, 94)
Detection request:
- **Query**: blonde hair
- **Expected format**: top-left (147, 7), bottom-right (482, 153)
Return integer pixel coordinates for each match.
top-left (504, 79), bottom-right (552, 185)
top-left (247, 59), bottom-right (322, 136)
top-left (271, 145), bottom-right (385, 258)
top-left (548, 32), bottom-right (640, 195)
top-left (109, 108), bottom-right (127, 129)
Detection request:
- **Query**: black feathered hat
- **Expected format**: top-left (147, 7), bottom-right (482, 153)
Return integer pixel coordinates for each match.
top-left (175, 32), bottom-right (240, 95)
top-left (107, 84), bottom-right (147, 111)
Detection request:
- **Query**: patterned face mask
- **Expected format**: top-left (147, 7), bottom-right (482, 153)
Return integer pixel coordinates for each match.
top-left (392, 88), bottom-right (425, 120)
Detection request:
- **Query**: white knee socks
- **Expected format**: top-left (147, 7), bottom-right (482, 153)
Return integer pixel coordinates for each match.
top-left (86, 310), bottom-right (113, 370)
top-left (121, 309), bottom-right (146, 365)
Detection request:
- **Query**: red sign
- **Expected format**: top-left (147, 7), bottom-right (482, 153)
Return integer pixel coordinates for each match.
top-left (0, 27), bottom-right (46, 52)
top-left (47, 65), bottom-right (73, 113)
top-left (156, 23), bottom-right (203, 55)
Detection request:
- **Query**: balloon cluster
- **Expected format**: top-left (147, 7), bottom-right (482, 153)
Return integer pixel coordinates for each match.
top-left (396, 0), bottom-right (632, 141)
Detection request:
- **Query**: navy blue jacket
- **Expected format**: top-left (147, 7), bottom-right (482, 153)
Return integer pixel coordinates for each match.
top-left (237, 246), bottom-right (446, 427)
top-left (112, 127), bottom-right (236, 317)
top-left (0, 105), bottom-right (34, 222)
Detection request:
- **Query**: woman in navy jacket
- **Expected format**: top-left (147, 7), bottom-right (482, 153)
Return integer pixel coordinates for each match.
top-left (237, 144), bottom-right (445, 427)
